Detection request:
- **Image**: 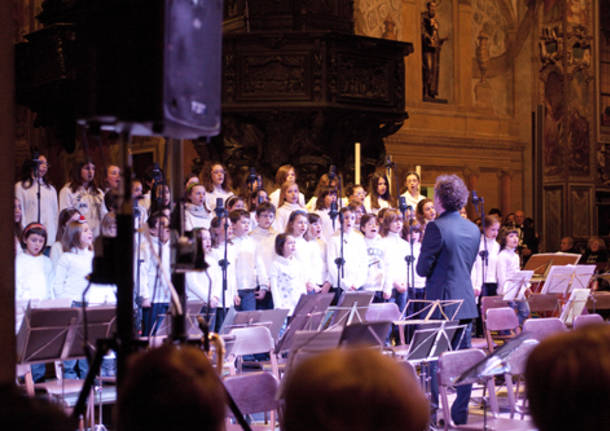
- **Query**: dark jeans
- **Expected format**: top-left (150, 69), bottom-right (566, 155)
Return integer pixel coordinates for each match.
top-left (256, 290), bottom-right (274, 310)
top-left (389, 288), bottom-right (407, 344)
top-left (237, 289), bottom-right (256, 311)
top-left (142, 302), bottom-right (169, 336)
top-left (429, 320), bottom-right (473, 425)
top-left (475, 283), bottom-right (497, 337)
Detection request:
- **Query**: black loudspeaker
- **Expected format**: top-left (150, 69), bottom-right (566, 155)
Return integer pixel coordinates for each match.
top-left (77, 0), bottom-right (222, 139)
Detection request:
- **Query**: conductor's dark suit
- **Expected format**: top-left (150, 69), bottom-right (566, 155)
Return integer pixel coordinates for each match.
top-left (416, 209), bottom-right (480, 425)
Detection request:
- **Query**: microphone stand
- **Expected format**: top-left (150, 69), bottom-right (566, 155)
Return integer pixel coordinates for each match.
top-left (35, 161), bottom-right (41, 224)
top-left (473, 192), bottom-right (488, 299)
top-left (329, 166), bottom-right (345, 295)
top-left (214, 199), bottom-right (229, 326)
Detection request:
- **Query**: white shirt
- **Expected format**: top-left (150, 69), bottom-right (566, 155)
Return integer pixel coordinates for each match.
top-left (363, 195), bottom-right (391, 215)
top-left (496, 248), bottom-right (520, 296)
top-left (208, 245), bottom-right (238, 308)
top-left (140, 237), bottom-right (172, 304)
top-left (15, 253), bottom-right (53, 331)
top-left (269, 188), bottom-right (305, 209)
top-left (15, 180), bottom-right (59, 243)
top-left (205, 186), bottom-right (234, 212)
top-left (232, 235), bottom-right (269, 290)
top-left (184, 202), bottom-right (212, 231)
top-left (407, 240), bottom-right (426, 289)
top-left (272, 202), bottom-right (304, 233)
top-left (326, 230), bottom-right (368, 290)
top-left (269, 254), bottom-right (306, 315)
top-left (471, 236), bottom-right (500, 291)
top-left (59, 183), bottom-right (106, 237)
top-left (52, 247), bottom-right (94, 302)
top-left (186, 257), bottom-right (219, 306)
top-left (400, 190), bottom-right (425, 212)
top-left (363, 235), bottom-right (385, 292)
top-left (316, 208), bottom-right (339, 243)
top-left (249, 226), bottom-right (277, 282)
top-left (380, 232), bottom-right (411, 296)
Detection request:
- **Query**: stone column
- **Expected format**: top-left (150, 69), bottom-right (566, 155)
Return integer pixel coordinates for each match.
top-left (456, 0), bottom-right (474, 108)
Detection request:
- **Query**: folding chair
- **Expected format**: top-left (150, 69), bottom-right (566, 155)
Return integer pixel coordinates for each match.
top-left (224, 371), bottom-right (280, 431)
top-left (226, 326), bottom-right (278, 378)
top-left (521, 317), bottom-right (566, 341)
top-left (438, 348), bottom-right (537, 431)
top-left (572, 313), bottom-right (604, 330)
top-left (484, 307), bottom-right (520, 352)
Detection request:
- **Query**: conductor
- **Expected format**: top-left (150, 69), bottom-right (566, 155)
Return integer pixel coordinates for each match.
top-left (416, 174), bottom-right (480, 425)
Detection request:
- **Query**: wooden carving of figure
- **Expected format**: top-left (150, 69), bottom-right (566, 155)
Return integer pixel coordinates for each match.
top-left (421, 1), bottom-right (446, 99)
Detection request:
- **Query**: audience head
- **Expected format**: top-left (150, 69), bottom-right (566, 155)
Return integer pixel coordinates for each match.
top-left (116, 345), bottom-right (226, 431)
top-left (559, 236), bottom-right (574, 252)
top-left (433, 174), bottom-right (469, 214)
top-left (525, 324), bottom-right (610, 431)
top-left (0, 384), bottom-right (75, 431)
top-left (587, 236), bottom-right (606, 253)
top-left (488, 207), bottom-right (502, 218)
top-left (282, 348), bottom-right (429, 431)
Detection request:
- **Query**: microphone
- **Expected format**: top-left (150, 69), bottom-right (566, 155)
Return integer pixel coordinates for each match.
top-left (329, 201), bottom-right (338, 230)
top-left (398, 196), bottom-right (408, 216)
top-left (214, 197), bottom-right (226, 219)
top-left (384, 155), bottom-right (395, 170)
top-left (328, 165), bottom-right (337, 180)
top-left (471, 190), bottom-right (484, 205)
top-left (246, 167), bottom-right (257, 185)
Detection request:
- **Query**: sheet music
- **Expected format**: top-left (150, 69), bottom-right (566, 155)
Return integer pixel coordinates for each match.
top-left (502, 270), bottom-right (534, 301)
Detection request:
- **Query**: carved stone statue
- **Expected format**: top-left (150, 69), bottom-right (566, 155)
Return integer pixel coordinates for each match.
top-left (421, 1), bottom-right (446, 100)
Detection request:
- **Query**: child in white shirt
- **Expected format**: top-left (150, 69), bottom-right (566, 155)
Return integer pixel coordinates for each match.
top-left (269, 234), bottom-right (306, 316)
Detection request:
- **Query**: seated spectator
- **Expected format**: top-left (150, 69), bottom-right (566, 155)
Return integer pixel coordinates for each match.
top-left (0, 384), bottom-right (74, 431)
top-left (116, 345), bottom-right (226, 431)
top-left (282, 348), bottom-right (429, 431)
top-left (526, 324), bottom-right (610, 431)
top-left (558, 236), bottom-right (580, 254)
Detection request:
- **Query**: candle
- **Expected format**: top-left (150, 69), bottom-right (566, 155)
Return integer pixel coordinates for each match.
top-left (355, 142), bottom-right (361, 185)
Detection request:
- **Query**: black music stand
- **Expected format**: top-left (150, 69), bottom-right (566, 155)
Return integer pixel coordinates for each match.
top-left (403, 321), bottom-right (466, 363)
top-left (154, 301), bottom-right (213, 339)
top-left (65, 306), bottom-right (116, 361)
top-left (339, 321), bottom-right (393, 348)
top-left (321, 291), bottom-right (374, 329)
top-left (275, 293), bottom-right (334, 354)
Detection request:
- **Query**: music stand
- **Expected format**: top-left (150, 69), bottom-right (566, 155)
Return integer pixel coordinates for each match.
top-left (559, 288), bottom-right (591, 326)
top-left (65, 306), bottom-right (116, 360)
top-left (220, 308), bottom-right (289, 343)
top-left (403, 321), bottom-right (466, 363)
top-left (320, 291), bottom-right (374, 329)
top-left (502, 270), bottom-right (534, 301)
top-left (16, 305), bottom-right (80, 365)
top-left (524, 253), bottom-right (581, 279)
top-left (400, 299), bottom-right (464, 322)
top-left (154, 301), bottom-right (213, 339)
top-left (339, 321), bottom-right (392, 348)
top-left (569, 265), bottom-right (596, 290)
top-left (275, 294), bottom-right (334, 354)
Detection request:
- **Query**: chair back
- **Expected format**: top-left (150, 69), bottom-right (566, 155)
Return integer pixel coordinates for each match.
top-left (365, 302), bottom-right (401, 322)
top-left (229, 325), bottom-right (275, 357)
top-left (224, 372), bottom-right (279, 416)
top-left (522, 317), bottom-right (567, 341)
top-left (527, 293), bottom-right (560, 314)
top-left (438, 348), bottom-right (486, 387)
top-left (572, 313), bottom-right (604, 330)
top-left (486, 307), bottom-right (519, 332)
top-left (481, 296), bottom-right (510, 319)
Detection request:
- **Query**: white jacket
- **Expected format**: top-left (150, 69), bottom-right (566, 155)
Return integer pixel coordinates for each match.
top-left (15, 180), bottom-right (59, 242)
top-left (59, 183), bottom-right (106, 237)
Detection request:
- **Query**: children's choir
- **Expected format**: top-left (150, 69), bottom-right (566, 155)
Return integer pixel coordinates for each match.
top-left (15, 156), bottom-right (541, 381)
